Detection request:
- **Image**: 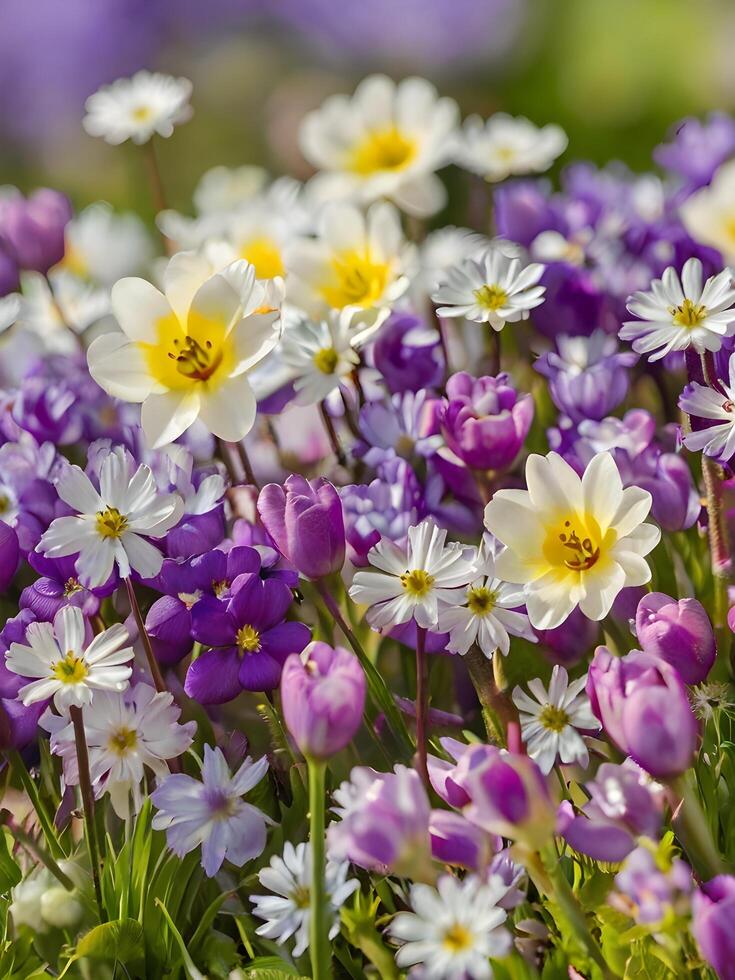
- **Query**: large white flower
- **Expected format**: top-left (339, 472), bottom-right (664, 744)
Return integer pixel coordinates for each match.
top-left (456, 113), bottom-right (567, 182)
top-left (59, 203), bottom-right (153, 285)
top-left (6, 606), bottom-right (133, 712)
top-left (38, 446), bottom-right (183, 587)
top-left (285, 201), bottom-right (415, 326)
top-left (83, 70), bottom-right (193, 145)
top-left (279, 309), bottom-right (361, 406)
top-left (512, 665), bottom-right (599, 774)
top-left (433, 248), bottom-right (545, 330)
top-left (680, 159), bottom-right (735, 265)
top-left (86, 252), bottom-right (282, 447)
top-left (251, 841), bottom-right (358, 957)
top-left (300, 74), bottom-right (459, 217)
top-left (680, 358), bottom-right (735, 462)
top-left (389, 874), bottom-right (512, 980)
top-left (484, 451), bottom-right (660, 630)
top-left (621, 258), bottom-right (735, 361)
top-left (349, 520), bottom-right (475, 630)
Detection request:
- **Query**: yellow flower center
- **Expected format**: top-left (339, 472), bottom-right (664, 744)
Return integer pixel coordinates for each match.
top-left (538, 704), bottom-right (570, 733)
top-left (544, 516), bottom-right (602, 573)
top-left (178, 590), bottom-right (203, 610)
top-left (108, 726), bottom-right (138, 756)
top-left (442, 923), bottom-right (474, 954)
top-left (237, 624), bottom-right (261, 653)
top-left (63, 577), bottom-right (83, 598)
top-left (140, 311), bottom-right (236, 391)
top-left (670, 297), bottom-right (707, 328)
top-left (400, 569), bottom-right (435, 597)
top-left (212, 579), bottom-right (229, 598)
top-left (320, 250), bottom-right (391, 309)
top-left (132, 105), bottom-right (153, 122)
top-left (349, 126), bottom-right (417, 175)
top-left (0, 493), bottom-right (11, 515)
top-left (291, 885), bottom-right (311, 909)
top-left (473, 284), bottom-right (509, 311)
top-left (313, 346), bottom-right (339, 375)
top-left (467, 586), bottom-right (498, 617)
top-left (53, 651), bottom-right (88, 685)
top-left (239, 236), bottom-right (285, 280)
top-left (58, 242), bottom-right (89, 279)
top-left (95, 507), bottom-right (128, 539)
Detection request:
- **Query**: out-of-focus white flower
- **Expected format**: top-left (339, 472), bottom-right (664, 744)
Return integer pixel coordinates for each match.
top-left (59, 203), bottom-right (153, 285)
top-left (83, 70), bottom-right (192, 145)
top-left (681, 159), bottom-right (735, 264)
top-left (456, 113), bottom-right (567, 182)
top-left (19, 270), bottom-right (110, 348)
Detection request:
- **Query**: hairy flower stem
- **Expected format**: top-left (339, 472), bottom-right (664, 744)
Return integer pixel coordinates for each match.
top-left (215, 436), bottom-right (240, 485)
top-left (319, 401), bottom-right (347, 467)
top-left (670, 772), bottom-right (726, 879)
top-left (9, 749), bottom-right (64, 860)
top-left (464, 646), bottom-right (514, 745)
top-left (307, 758), bottom-right (331, 979)
top-left (69, 705), bottom-right (106, 922)
top-left (414, 627), bottom-right (430, 788)
top-left (0, 811), bottom-right (74, 890)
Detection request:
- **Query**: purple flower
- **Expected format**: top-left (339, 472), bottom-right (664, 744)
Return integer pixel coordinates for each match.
top-left (587, 646), bottom-right (699, 778)
top-left (11, 373), bottom-right (83, 446)
top-left (429, 809), bottom-right (498, 871)
top-left (0, 435), bottom-right (60, 554)
top-left (184, 572), bottom-right (310, 701)
top-left (614, 846), bottom-right (693, 927)
top-left (162, 472), bottom-right (226, 560)
top-left (0, 188), bottom-right (72, 274)
top-left (371, 312), bottom-right (444, 394)
top-left (20, 552), bottom-right (116, 622)
top-left (356, 390), bottom-right (443, 468)
top-left (693, 875), bottom-right (735, 980)
top-left (0, 698), bottom-right (46, 750)
top-left (441, 371), bottom-right (533, 471)
top-left (280, 642), bottom-right (366, 760)
top-left (0, 244), bottom-right (19, 297)
top-left (0, 521), bottom-right (19, 592)
top-left (654, 113), bottom-right (735, 193)
top-left (636, 592), bottom-right (715, 685)
top-left (533, 262), bottom-right (615, 339)
top-left (535, 606), bottom-right (600, 668)
top-left (488, 850), bottom-right (527, 908)
top-left (340, 476), bottom-right (416, 567)
top-left (257, 475), bottom-right (346, 580)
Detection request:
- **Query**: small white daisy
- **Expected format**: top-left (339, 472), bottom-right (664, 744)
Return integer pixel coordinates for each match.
top-left (437, 536), bottom-right (536, 658)
top-left (416, 228), bottom-right (519, 299)
top-left (433, 248), bottom-right (545, 331)
top-left (621, 258), bottom-right (735, 361)
top-left (456, 113), bottom-right (567, 182)
top-left (279, 309), bottom-right (361, 406)
top-left (6, 605), bottom-right (133, 712)
top-left (512, 665), bottom-right (600, 774)
top-left (83, 70), bottom-right (193, 146)
top-left (38, 446), bottom-right (184, 588)
top-left (389, 874), bottom-right (512, 980)
top-left (251, 840), bottom-right (358, 957)
top-left (680, 356), bottom-right (735, 462)
top-left (349, 519), bottom-right (475, 631)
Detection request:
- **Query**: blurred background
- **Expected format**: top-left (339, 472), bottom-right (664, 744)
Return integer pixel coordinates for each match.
top-left (3, 0), bottom-right (735, 213)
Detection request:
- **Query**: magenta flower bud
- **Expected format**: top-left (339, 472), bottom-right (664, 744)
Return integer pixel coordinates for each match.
top-left (257, 475), bottom-right (346, 580)
top-left (441, 372), bottom-right (534, 471)
top-left (0, 521), bottom-right (19, 592)
top-left (635, 592), bottom-right (715, 685)
top-left (429, 809), bottom-right (498, 871)
top-left (0, 188), bottom-right (72, 274)
top-left (280, 642), bottom-right (365, 760)
top-left (587, 647), bottom-right (699, 778)
top-left (693, 876), bottom-right (735, 980)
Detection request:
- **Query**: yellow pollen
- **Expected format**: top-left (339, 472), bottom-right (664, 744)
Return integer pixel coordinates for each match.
top-left (349, 126), bottom-right (417, 175)
top-left (538, 704), bottom-right (570, 733)
top-left (442, 923), bottom-right (474, 954)
top-left (95, 507), bottom-right (128, 539)
top-left (0, 493), bottom-right (11, 515)
top-left (108, 726), bottom-right (137, 756)
top-left (58, 242), bottom-right (89, 279)
top-left (291, 885), bottom-right (311, 909)
top-left (474, 284), bottom-right (509, 311)
top-left (131, 105), bottom-right (153, 122)
top-left (140, 311), bottom-right (236, 392)
top-left (237, 624), bottom-right (261, 653)
top-left (53, 651), bottom-right (88, 685)
top-left (467, 586), bottom-right (497, 616)
top-left (551, 519), bottom-right (601, 572)
top-left (670, 297), bottom-right (707, 328)
top-left (313, 346), bottom-right (339, 375)
top-left (239, 237), bottom-right (285, 279)
top-left (400, 568), bottom-right (435, 597)
top-left (320, 251), bottom-right (391, 309)
top-left (395, 434), bottom-right (416, 459)
top-left (167, 334), bottom-right (222, 381)
top-left (63, 577), bottom-right (83, 598)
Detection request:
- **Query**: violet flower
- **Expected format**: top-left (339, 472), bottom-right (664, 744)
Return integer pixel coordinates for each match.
top-left (0, 188), bottom-right (72, 274)
top-left (636, 592), bottom-right (715, 685)
top-left (692, 875), bottom-right (735, 980)
top-left (613, 846), bottom-right (693, 928)
top-left (654, 113), bottom-right (735, 194)
top-left (356, 390), bottom-right (443, 468)
top-left (371, 311), bottom-right (444, 394)
top-left (339, 476), bottom-right (416, 567)
top-left (0, 521), bottom-right (19, 592)
top-left (20, 552), bottom-right (117, 622)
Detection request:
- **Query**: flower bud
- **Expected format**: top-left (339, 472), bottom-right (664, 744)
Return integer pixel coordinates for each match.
top-left (429, 809), bottom-right (498, 870)
top-left (280, 642), bottom-right (366, 760)
top-left (635, 592), bottom-right (715, 685)
top-left (40, 886), bottom-right (83, 929)
top-left (0, 188), bottom-right (72, 274)
top-left (693, 875), bottom-right (735, 980)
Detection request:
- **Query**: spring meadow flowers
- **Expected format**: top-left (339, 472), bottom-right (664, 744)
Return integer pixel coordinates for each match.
top-left (2, 69), bottom-right (735, 980)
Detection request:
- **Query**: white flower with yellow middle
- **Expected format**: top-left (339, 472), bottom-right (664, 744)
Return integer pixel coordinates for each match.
top-left (87, 252), bottom-right (282, 448)
top-left (484, 452), bottom-right (660, 630)
top-left (681, 160), bottom-right (735, 265)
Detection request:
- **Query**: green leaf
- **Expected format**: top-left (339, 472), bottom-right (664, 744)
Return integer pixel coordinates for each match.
top-left (74, 917), bottom-right (145, 969)
top-left (242, 971), bottom-right (310, 980)
top-left (0, 830), bottom-right (21, 893)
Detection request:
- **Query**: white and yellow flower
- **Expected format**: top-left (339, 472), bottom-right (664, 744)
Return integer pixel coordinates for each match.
top-left (87, 252), bottom-right (282, 447)
top-left (681, 160), bottom-right (735, 265)
top-left (83, 70), bottom-right (192, 146)
top-left (300, 75), bottom-right (459, 217)
top-left (484, 452), bottom-right (660, 630)
top-left (279, 309), bottom-right (361, 406)
top-left (456, 113), bottom-right (567, 182)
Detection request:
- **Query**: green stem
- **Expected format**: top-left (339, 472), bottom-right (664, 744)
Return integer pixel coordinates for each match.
top-left (670, 773), bottom-right (726, 879)
top-left (308, 759), bottom-right (330, 979)
top-left (9, 749), bottom-right (64, 859)
top-left (69, 705), bottom-right (106, 922)
top-left (602, 614), bottom-right (629, 656)
top-left (464, 647), bottom-right (510, 745)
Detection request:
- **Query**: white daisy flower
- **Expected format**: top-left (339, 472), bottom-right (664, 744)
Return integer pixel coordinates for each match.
top-left (251, 841), bottom-right (358, 957)
top-left (279, 309), bottom-right (361, 406)
top-left (621, 258), bottom-right (735, 362)
top-left (456, 113), bottom-right (567, 182)
top-left (389, 874), bottom-right (512, 980)
top-left (38, 446), bottom-right (184, 588)
top-left (19, 270), bottom-right (110, 349)
top-left (680, 358), bottom-right (735, 462)
top-left (433, 248), bottom-right (545, 331)
top-left (59, 203), bottom-right (153, 286)
top-left (83, 70), bottom-right (193, 146)
top-left (6, 605), bottom-right (133, 712)
top-left (512, 665), bottom-right (600, 774)
top-left (285, 201), bottom-right (415, 327)
top-left (349, 519), bottom-right (475, 631)
top-left (484, 451), bottom-right (661, 630)
top-left (86, 252), bottom-right (282, 448)
top-left (437, 536), bottom-right (536, 658)
top-left (193, 165), bottom-right (268, 215)
top-left (416, 228), bottom-right (520, 299)
top-left (300, 74), bottom-right (459, 217)
top-left (40, 682), bottom-right (196, 818)
top-left (681, 159), bottom-right (735, 265)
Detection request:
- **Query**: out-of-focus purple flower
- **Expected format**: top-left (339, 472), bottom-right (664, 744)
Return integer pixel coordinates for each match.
top-left (655, 114), bottom-right (735, 194)
top-left (0, 189), bottom-right (72, 274)
top-left (692, 875), bottom-right (735, 980)
top-left (636, 593), bottom-right (715, 685)
top-left (0, 435), bottom-right (60, 554)
top-left (372, 312), bottom-right (444, 394)
top-left (0, 521), bottom-right (19, 592)
top-left (357, 390), bottom-right (443, 468)
top-left (535, 332), bottom-right (637, 423)
top-left (428, 737), bottom-right (474, 808)
top-left (557, 762), bottom-right (662, 863)
top-left (328, 765), bottom-right (433, 880)
top-left (586, 647), bottom-right (699, 778)
top-left (535, 606), bottom-right (600, 668)
top-left (429, 809), bottom-right (498, 872)
top-left (257, 475), bottom-right (346, 580)
top-left (12, 374), bottom-right (83, 445)
top-left (184, 572), bottom-right (310, 701)
top-left (340, 476), bottom-right (417, 567)
top-left (440, 371), bottom-right (533, 471)
top-left (0, 244), bottom-right (19, 297)
top-left (488, 850), bottom-right (527, 908)
top-left (21, 552), bottom-right (116, 622)
top-left (280, 642), bottom-right (365, 760)
top-left (533, 263), bottom-right (616, 339)
top-left (614, 846), bottom-right (693, 927)
top-left (0, 698), bottom-right (46, 750)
